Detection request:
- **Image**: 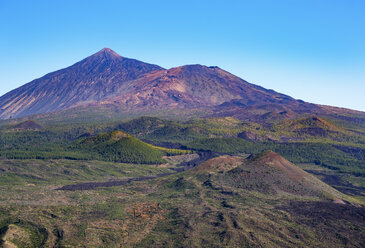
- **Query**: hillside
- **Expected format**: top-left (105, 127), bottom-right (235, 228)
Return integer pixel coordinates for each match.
top-left (215, 151), bottom-right (347, 200)
top-left (76, 130), bottom-right (188, 164)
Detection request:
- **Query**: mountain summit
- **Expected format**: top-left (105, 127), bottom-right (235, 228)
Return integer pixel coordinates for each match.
top-left (0, 48), bottom-right (163, 119)
top-left (0, 48), bottom-right (336, 120)
top-left (97, 47), bottom-right (122, 59)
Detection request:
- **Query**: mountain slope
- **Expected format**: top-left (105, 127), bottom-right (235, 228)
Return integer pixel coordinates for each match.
top-left (0, 48), bottom-right (324, 120)
top-left (102, 64), bottom-right (300, 109)
top-left (0, 48), bottom-right (163, 119)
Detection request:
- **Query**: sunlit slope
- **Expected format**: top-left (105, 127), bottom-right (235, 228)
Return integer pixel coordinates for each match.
top-left (77, 130), bottom-right (189, 164)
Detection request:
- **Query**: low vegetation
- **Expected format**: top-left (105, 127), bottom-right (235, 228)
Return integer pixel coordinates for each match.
top-left (0, 153), bottom-right (364, 247)
top-left (76, 130), bottom-right (189, 164)
top-left (0, 114), bottom-right (364, 247)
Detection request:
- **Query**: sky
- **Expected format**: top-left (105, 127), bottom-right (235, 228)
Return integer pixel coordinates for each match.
top-left (0, 0), bottom-right (364, 111)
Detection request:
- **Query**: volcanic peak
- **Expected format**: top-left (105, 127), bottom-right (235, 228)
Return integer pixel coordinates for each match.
top-left (90, 47), bottom-right (123, 61)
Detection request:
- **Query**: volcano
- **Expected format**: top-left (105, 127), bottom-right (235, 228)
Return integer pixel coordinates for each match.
top-left (0, 48), bottom-right (359, 120)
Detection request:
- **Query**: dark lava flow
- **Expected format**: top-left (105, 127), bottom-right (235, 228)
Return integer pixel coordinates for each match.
top-left (56, 152), bottom-right (217, 191)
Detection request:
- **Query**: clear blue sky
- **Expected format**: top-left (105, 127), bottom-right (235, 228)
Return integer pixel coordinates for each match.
top-left (1, 0), bottom-right (364, 111)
